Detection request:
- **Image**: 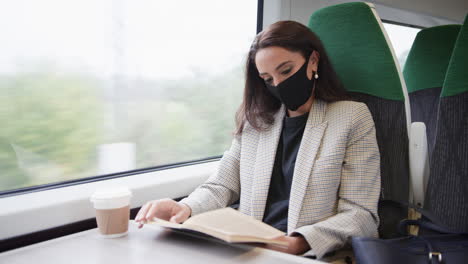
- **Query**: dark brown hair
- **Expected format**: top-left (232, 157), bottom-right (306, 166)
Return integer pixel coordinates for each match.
top-left (235, 20), bottom-right (347, 134)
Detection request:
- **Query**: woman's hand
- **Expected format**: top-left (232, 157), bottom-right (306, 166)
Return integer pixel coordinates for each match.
top-left (135, 198), bottom-right (192, 228)
top-left (259, 234), bottom-right (310, 255)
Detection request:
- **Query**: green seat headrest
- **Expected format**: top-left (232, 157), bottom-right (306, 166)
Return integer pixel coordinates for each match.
top-left (308, 2), bottom-right (404, 101)
top-left (403, 25), bottom-right (461, 93)
top-left (442, 15), bottom-right (468, 97)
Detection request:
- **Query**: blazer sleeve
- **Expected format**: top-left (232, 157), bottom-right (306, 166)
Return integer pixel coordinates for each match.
top-left (179, 135), bottom-right (241, 216)
top-left (293, 103), bottom-right (381, 259)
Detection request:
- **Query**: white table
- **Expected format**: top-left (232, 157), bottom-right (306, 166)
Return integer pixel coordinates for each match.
top-left (0, 221), bottom-right (325, 264)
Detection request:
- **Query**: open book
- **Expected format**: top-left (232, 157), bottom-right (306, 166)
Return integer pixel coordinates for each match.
top-left (146, 207), bottom-right (288, 246)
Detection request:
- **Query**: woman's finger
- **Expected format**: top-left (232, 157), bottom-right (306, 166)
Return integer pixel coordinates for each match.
top-left (169, 209), bottom-right (185, 223)
top-left (144, 202), bottom-right (160, 221)
top-left (135, 203), bottom-right (150, 222)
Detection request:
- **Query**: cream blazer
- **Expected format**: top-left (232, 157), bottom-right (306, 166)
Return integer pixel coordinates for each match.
top-left (180, 99), bottom-right (381, 258)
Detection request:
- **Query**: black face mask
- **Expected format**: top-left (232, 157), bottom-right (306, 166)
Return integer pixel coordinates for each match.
top-left (265, 59), bottom-right (314, 111)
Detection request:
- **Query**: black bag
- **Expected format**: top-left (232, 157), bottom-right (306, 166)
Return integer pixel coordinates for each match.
top-left (352, 203), bottom-right (468, 264)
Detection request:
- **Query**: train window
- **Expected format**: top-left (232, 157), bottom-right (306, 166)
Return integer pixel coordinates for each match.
top-left (383, 22), bottom-right (421, 68)
top-left (0, 0), bottom-right (258, 193)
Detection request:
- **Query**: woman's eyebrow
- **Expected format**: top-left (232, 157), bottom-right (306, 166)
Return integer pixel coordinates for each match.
top-left (259, 60), bottom-right (292, 76)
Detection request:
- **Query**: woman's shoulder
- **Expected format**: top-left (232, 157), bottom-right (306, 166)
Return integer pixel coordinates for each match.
top-left (326, 100), bottom-right (370, 115)
top-left (327, 100), bottom-right (367, 110)
top-left (325, 101), bottom-right (374, 131)
top-left (237, 119), bottom-right (261, 139)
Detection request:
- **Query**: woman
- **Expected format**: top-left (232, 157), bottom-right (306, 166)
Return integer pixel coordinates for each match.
top-left (135, 20), bottom-right (381, 260)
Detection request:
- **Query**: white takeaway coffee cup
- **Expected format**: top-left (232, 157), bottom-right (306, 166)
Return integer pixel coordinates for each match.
top-left (90, 187), bottom-right (132, 238)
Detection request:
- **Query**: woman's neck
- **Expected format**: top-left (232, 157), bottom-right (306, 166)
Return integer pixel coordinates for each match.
top-left (287, 95), bottom-right (314, 117)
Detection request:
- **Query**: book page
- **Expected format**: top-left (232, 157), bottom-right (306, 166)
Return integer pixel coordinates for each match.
top-left (184, 207), bottom-right (285, 239)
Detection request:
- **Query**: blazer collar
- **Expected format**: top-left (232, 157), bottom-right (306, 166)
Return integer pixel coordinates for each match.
top-left (305, 99), bottom-right (327, 128)
top-left (288, 100), bottom-right (328, 233)
top-left (250, 100), bottom-right (328, 223)
top-left (250, 105), bottom-right (284, 221)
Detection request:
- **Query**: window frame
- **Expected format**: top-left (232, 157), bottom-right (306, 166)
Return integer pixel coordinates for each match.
top-left (0, 160), bottom-right (219, 243)
top-left (381, 19), bottom-right (425, 30)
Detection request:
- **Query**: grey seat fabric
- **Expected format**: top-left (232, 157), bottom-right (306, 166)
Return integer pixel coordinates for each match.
top-left (424, 15), bottom-right (468, 232)
top-left (308, 2), bottom-right (411, 238)
top-left (403, 25), bottom-right (461, 158)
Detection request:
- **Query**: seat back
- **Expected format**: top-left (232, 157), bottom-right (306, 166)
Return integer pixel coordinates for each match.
top-left (424, 15), bottom-right (468, 232)
top-left (309, 2), bottom-right (411, 238)
top-left (404, 25), bottom-right (461, 157)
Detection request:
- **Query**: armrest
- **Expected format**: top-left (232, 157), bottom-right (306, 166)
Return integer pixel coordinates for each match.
top-left (409, 122), bottom-right (430, 207)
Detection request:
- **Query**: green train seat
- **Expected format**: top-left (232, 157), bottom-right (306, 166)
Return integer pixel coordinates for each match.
top-left (424, 14), bottom-right (468, 232)
top-left (404, 25), bottom-right (461, 157)
top-left (309, 2), bottom-right (411, 238)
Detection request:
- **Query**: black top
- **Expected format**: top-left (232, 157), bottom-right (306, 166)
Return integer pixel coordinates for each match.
top-left (262, 112), bottom-right (309, 232)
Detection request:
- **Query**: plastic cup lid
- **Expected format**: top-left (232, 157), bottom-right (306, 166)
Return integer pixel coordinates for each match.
top-left (90, 187), bottom-right (132, 202)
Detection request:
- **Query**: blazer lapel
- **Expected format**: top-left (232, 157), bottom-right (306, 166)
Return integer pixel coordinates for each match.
top-left (288, 100), bottom-right (328, 233)
top-left (251, 105), bottom-right (285, 221)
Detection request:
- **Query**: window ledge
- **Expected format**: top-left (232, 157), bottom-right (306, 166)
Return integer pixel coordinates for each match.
top-left (0, 161), bottom-right (218, 240)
